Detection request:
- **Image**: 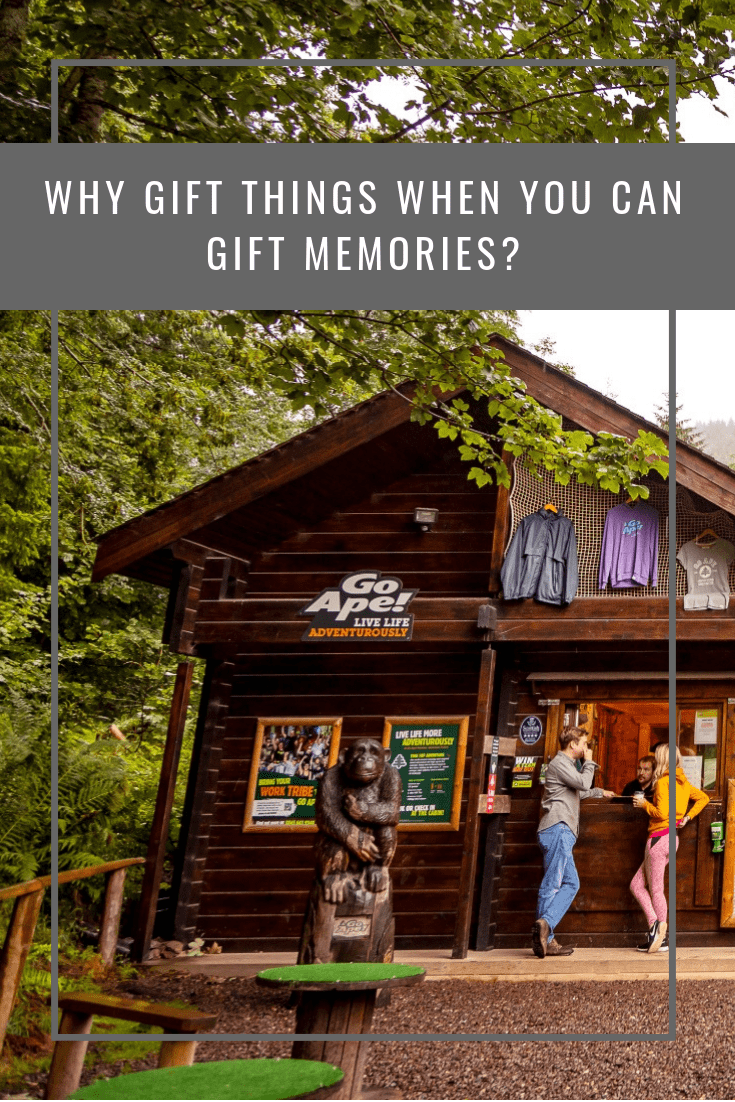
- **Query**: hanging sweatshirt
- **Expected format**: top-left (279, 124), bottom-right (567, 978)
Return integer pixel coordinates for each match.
top-left (598, 502), bottom-right (659, 589)
top-left (500, 508), bottom-right (578, 606)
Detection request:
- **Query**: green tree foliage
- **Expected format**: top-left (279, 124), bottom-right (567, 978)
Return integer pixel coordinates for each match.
top-left (0, 311), bottom-right (50, 704)
top-left (2, 0), bottom-right (734, 143)
top-left (211, 309), bottom-right (668, 496)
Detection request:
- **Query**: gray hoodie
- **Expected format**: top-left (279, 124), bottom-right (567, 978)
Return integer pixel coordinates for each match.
top-left (538, 752), bottom-right (604, 838)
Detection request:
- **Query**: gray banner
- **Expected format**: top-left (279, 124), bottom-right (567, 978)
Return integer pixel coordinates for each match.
top-left (1, 143), bottom-right (731, 307)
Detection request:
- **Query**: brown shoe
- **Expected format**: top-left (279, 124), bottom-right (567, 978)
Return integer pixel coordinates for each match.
top-left (532, 918), bottom-right (550, 958)
top-left (546, 938), bottom-right (574, 956)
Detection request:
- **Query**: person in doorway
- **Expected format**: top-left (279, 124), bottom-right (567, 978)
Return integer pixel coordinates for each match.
top-left (533, 727), bottom-right (615, 959)
top-left (630, 743), bottom-right (709, 953)
top-left (622, 754), bottom-right (656, 799)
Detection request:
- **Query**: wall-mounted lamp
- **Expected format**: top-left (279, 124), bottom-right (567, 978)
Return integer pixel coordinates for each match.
top-left (413, 507), bottom-right (439, 533)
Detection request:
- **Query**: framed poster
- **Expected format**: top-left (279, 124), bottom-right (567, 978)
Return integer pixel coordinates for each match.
top-left (242, 717), bottom-right (342, 832)
top-left (382, 716), bottom-right (469, 831)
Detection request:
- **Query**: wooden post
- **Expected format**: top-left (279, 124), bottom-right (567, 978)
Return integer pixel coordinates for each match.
top-left (0, 887), bottom-right (45, 1054)
top-left (44, 1009), bottom-right (93, 1100)
top-left (98, 868), bottom-right (127, 967)
top-left (488, 453), bottom-right (513, 596)
top-left (474, 759), bottom-right (513, 951)
top-left (452, 646), bottom-right (496, 958)
top-left (133, 662), bottom-right (195, 963)
top-left (473, 668), bottom-right (521, 951)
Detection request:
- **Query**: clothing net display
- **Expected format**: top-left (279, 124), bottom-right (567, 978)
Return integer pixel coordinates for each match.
top-left (506, 462), bottom-right (735, 599)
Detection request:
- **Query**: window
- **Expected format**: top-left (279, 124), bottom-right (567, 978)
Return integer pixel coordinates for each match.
top-left (677, 704), bottom-right (721, 793)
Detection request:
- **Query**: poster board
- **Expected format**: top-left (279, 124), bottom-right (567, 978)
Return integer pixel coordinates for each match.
top-left (694, 709), bottom-right (718, 745)
top-left (680, 754), bottom-right (703, 790)
top-left (382, 716), bottom-right (469, 831)
top-left (243, 717), bottom-right (342, 832)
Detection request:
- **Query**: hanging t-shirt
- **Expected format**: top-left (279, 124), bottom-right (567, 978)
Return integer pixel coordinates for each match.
top-left (677, 538), bottom-right (735, 610)
top-left (598, 503), bottom-right (659, 589)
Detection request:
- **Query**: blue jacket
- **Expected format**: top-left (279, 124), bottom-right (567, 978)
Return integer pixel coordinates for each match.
top-left (500, 508), bottom-right (578, 606)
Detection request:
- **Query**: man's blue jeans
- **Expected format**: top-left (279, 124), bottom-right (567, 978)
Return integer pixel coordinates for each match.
top-left (536, 822), bottom-right (580, 939)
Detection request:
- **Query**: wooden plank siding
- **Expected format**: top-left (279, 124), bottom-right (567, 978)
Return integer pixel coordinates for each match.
top-left (191, 597), bottom-right (735, 649)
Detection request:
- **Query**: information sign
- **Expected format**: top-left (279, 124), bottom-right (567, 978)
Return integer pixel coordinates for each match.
top-left (694, 709), bottom-right (718, 745)
top-left (383, 716), bottom-right (469, 830)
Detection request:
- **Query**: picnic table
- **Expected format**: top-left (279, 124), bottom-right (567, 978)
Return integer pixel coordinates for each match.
top-left (256, 961), bottom-right (426, 1100)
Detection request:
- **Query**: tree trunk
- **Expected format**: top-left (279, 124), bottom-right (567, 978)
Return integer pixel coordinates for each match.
top-left (63, 59), bottom-right (114, 142)
top-left (0, 0), bottom-right (30, 61)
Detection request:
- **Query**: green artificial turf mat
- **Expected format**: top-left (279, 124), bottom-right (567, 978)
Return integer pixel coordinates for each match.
top-left (70, 1058), bottom-right (343, 1100)
top-left (258, 962), bottom-right (425, 984)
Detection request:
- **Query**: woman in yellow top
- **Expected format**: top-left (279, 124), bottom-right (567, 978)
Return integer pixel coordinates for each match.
top-left (630, 743), bottom-right (709, 954)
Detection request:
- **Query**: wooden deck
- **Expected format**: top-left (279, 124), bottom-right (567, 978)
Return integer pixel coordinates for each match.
top-left (140, 947), bottom-right (735, 983)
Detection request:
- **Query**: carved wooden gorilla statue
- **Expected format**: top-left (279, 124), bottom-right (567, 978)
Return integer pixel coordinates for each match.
top-left (314, 737), bottom-right (401, 903)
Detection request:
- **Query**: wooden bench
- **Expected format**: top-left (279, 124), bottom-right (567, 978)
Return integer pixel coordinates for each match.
top-left (45, 992), bottom-right (217, 1100)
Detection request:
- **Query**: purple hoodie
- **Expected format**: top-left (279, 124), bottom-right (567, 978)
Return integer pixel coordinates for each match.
top-left (598, 503), bottom-right (659, 589)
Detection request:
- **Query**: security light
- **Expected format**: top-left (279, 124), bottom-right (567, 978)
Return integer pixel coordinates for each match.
top-left (413, 507), bottom-right (438, 532)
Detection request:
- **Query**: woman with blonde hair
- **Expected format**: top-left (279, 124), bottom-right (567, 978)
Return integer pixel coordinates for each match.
top-left (630, 742), bottom-right (709, 953)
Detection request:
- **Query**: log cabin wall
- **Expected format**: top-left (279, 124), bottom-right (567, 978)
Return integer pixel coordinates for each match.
top-left (175, 459), bottom-right (497, 951)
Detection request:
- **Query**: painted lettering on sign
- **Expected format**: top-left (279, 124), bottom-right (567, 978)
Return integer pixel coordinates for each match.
top-left (299, 571), bottom-right (418, 642)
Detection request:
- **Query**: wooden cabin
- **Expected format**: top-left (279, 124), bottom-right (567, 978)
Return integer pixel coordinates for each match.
top-left (93, 336), bottom-right (735, 956)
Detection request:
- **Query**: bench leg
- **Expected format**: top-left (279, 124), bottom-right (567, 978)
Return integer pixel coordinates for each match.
top-left (158, 1039), bottom-right (198, 1067)
top-left (45, 1010), bottom-right (94, 1100)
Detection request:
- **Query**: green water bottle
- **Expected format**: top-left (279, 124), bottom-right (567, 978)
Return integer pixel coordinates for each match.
top-left (711, 820), bottom-right (725, 854)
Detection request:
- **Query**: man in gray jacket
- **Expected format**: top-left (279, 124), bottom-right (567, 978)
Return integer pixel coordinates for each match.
top-left (533, 726), bottom-right (614, 958)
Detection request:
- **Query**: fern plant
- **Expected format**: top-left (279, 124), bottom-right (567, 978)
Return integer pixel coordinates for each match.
top-left (0, 704), bottom-right (49, 884)
top-left (0, 699), bottom-right (131, 889)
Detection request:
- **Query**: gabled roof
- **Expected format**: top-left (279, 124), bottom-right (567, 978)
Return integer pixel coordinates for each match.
top-left (92, 335), bottom-right (735, 585)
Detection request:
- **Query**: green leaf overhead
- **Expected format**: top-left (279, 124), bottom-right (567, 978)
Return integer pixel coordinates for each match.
top-left (2, 1), bottom-right (734, 142)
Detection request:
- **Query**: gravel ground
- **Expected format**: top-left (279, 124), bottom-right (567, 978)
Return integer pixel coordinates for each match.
top-left (59, 972), bottom-right (735, 1099)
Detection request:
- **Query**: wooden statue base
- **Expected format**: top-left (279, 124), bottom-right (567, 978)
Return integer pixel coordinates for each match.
top-left (298, 872), bottom-right (394, 965)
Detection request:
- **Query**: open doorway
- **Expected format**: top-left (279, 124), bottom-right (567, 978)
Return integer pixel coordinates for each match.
top-left (563, 701), bottom-right (668, 795)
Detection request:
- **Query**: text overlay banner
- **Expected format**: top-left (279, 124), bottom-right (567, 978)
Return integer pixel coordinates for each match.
top-left (2, 144), bottom-right (731, 308)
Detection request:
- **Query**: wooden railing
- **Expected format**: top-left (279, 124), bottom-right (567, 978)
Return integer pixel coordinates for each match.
top-left (0, 857), bottom-right (144, 1054)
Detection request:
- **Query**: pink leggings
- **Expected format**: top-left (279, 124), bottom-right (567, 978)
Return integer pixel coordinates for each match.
top-left (630, 833), bottom-right (678, 926)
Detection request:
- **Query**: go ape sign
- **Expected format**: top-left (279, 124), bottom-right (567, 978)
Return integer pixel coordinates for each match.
top-left (299, 571), bottom-right (418, 642)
